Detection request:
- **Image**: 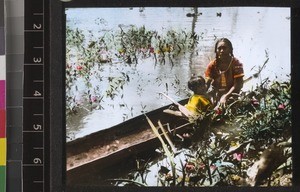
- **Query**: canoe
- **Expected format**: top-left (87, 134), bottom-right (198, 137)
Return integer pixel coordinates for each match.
top-left (67, 98), bottom-right (192, 183)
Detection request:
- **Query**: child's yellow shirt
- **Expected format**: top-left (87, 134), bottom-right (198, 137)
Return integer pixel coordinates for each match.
top-left (185, 94), bottom-right (211, 114)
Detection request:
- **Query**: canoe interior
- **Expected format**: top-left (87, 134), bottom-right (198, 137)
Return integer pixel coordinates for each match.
top-left (67, 98), bottom-right (188, 157)
top-left (66, 99), bottom-right (191, 183)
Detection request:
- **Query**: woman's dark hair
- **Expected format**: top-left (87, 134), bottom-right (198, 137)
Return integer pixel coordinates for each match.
top-left (214, 38), bottom-right (234, 57)
top-left (188, 75), bottom-right (206, 92)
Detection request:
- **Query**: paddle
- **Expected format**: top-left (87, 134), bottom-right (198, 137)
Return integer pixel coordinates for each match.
top-left (243, 58), bottom-right (268, 84)
top-left (159, 92), bottom-right (197, 120)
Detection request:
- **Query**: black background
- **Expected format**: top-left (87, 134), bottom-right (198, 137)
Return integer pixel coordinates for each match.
top-left (47, 0), bottom-right (300, 191)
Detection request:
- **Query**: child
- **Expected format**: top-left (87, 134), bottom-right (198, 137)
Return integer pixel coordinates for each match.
top-left (185, 75), bottom-right (212, 116)
top-left (163, 75), bottom-right (211, 118)
top-left (163, 75), bottom-right (212, 142)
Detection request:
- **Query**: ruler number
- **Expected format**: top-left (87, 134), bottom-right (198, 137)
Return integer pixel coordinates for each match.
top-left (33, 158), bottom-right (42, 164)
top-left (33, 57), bottom-right (42, 63)
top-left (33, 23), bottom-right (42, 30)
top-left (33, 124), bottom-right (42, 130)
top-left (34, 90), bottom-right (42, 97)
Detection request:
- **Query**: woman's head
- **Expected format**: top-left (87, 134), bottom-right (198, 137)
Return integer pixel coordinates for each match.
top-left (188, 75), bottom-right (206, 94)
top-left (214, 38), bottom-right (234, 59)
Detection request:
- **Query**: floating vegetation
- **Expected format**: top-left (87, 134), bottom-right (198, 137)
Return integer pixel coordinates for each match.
top-left (109, 80), bottom-right (291, 187)
top-left (66, 25), bottom-right (198, 115)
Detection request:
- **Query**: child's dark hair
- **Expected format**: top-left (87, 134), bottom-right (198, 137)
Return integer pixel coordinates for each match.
top-left (188, 75), bottom-right (206, 92)
top-left (214, 38), bottom-right (234, 57)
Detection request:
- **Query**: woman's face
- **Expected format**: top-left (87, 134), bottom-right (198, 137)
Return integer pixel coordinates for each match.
top-left (216, 41), bottom-right (231, 59)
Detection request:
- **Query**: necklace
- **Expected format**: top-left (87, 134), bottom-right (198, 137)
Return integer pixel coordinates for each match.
top-left (218, 57), bottom-right (233, 88)
top-left (218, 56), bottom-right (233, 74)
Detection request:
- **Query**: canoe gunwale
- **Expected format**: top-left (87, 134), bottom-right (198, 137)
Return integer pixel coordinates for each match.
top-left (67, 98), bottom-right (190, 174)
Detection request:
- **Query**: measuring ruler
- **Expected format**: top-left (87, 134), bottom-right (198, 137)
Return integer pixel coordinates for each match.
top-left (23, 0), bottom-right (48, 191)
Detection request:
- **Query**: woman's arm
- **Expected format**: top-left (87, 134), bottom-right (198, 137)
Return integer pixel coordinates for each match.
top-left (219, 77), bottom-right (243, 104)
top-left (219, 58), bottom-right (244, 105)
top-left (204, 61), bottom-right (216, 91)
top-left (206, 78), bottom-right (213, 92)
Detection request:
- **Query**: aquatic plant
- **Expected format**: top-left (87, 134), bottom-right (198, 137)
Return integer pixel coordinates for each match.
top-left (222, 80), bottom-right (291, 142)
top-left (126, 80), bottom-right (292, 187)
top-left (65, 25), bottom-right (199, 115)
top-left (146, 117), bottom-right (178, 185)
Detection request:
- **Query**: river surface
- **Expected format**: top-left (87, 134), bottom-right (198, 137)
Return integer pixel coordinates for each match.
top-left (65, 7), bottom-right (290, 141)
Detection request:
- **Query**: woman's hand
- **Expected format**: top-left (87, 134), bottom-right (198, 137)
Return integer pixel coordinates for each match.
top-left (219, 94), bottom-right (228, 105)
top-left (213, 94), bottom-right (227, 110)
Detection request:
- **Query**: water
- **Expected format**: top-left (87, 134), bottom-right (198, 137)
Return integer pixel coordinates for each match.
top-left (65, 7), bottom-right (290, 141)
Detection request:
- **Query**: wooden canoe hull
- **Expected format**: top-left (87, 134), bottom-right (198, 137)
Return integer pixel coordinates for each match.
top-left (67, 99), bottom-right (190, 183)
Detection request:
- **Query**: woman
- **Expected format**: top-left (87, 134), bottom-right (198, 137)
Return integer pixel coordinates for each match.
top-left (205, 38), bottom-right (244, 107)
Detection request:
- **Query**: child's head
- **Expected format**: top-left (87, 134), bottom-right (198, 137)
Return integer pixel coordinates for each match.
top-left (188, 75), bottom-right (206, 94)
